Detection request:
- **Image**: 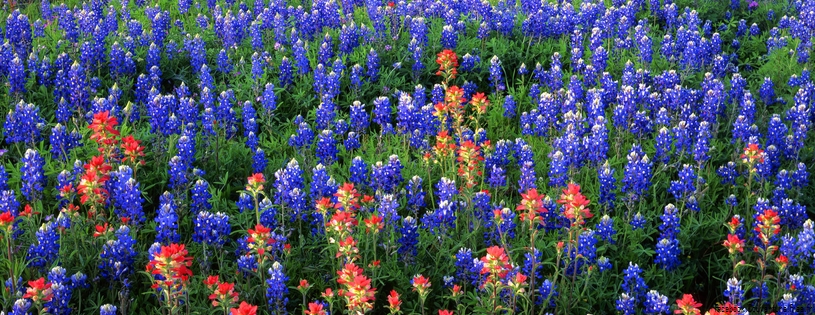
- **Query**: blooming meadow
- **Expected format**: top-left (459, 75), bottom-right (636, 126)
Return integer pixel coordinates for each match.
top-left (0, 0), bottom-right (814, 314)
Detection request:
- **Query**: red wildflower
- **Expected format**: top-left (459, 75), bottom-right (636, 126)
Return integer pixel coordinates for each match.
top-left (387, 290), bottom-right (401, 313)
top-left (246, 173), bottom-right (265, 194)
top-left (121, 135), bottom-right (145, 165)
top-left (439, 310), bottom-right (454, 315)
top-left (411, 274), bottom-right (431, 297)
top-left (0, 211), bottom-right (14, 232)
top-left (516, 188), bottom-right (547, 223)
top-left (88, 111), bottom-right (120, 147)
top-left (435, 49), bottom-right (458, 79)
top-left (675, 294), bottom-right (702, 315)
top-left (247, 224), bottom-right (274, 259)
top-left (23, 278), bottom-right (53, 303)
top-left (230, 302), bottom-right (258, 315)
top-left (722, 234), bottom-right (744, 254)
top-left (93, 223), bottom-right (113, 238)
top-left (305, 302), bottom-right (327, 315)
top-left (145, 243), bottom-right (194, 290)
top-left (334, 183), bottom-right (361, 211)
top-left (469, 92), bottom-right (489, 115)
top-left (297, 279), bottom-right (312, 291)
top-left (363, 214), bottom-right (384, 233)
top-left (480, 246), bottom-right (511, 280)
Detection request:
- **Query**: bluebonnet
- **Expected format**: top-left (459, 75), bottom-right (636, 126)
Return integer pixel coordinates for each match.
top-left (350, 64), bottom-right (363, 92)
top-left (267, 262), bottom-right (289, 315)
top-left (548, 151), bottom-right (568, 188)
top-left (309, 164), bottom-right (338, 204)
top-left (27, 222), bottom-right (60, 270)
top-left (11, 298), bottom-right (32, 315)
top-left (243, 101), bottom-right (258, 138)
top-left (193, 211), bottom-right (230, 248)
top-left (99, 226), bottom-right (138, 283)
top-left (315, 99), bottom-right (336, 130)
top-left (43, 267), bottom-right (73, 315)
top-left (643, 290), bottom-right (670, 314)
top-left (503, 95), bottom-right (516, 118)
top-left (536, 279), bottom-right (557, 308)
top-left (349, 157), bottom-right (369, 188)
top-left (423, 199), bottom-right (457, 237)
top-left (488, 165), bottom-right (506, 189)
top-left (622, 144), bottom-right (653, 202)
top-left (405, 176), bottom-right (426, 214)
top-left (191, 179), bottom-right (212, 215)
top-left (367, 48), bottom-right (379, 82)
top-left (453, 248), bottom-right (477, 285)
top-left (522, 248), bottom-right (542, 280)
top-left (316, 130), bottom-right (338, 166)
top-left (168, 155), bottom-right (190, 191)
top-left (717, 162), bottom-right (739, 185)
top-left (154, 192), bottom-right (180, 244)
top-left (21, 149), bottom-right (46, 203)
top-left (489, 56), bottom-right (505, 92)
top-left (261, 83), bottom-right (277, 116)
top-left (251, 52), bottom-right (265, 80)
top-left (723, 277), bottom-right (744, 306)
top-left (111, 166), bottom-right (146, 225)
top-left (484, 207), bottom-right (516, 245)
top-left (377, 193), bottom-right (401, 225)
top-left (616, 293), bottom-right (636, 315)
top-left (370, 155), bottom-right (403, 194)
top-left (289, 118), bottom-right (314, 151)
top-left (792, 163), bottom-right (809, 188)
top-left (598, 162), bottom-right (617, 209)
top-left (0, 166), bottom-right (8, 191)
top-left (274, 159), bottom-right (305, 212)
top-left (4, 100), bottom-right (46, 146)
top-left (460, 53), bottom-right (480, 72)
top-left (441, 25), bottom-right (457, 49)
top-left (598, 257), bottom-right (612, 271)
top-left (669, 164), bottom-right (701, 206)
top-left (253, 148), bottom-right (267, 174)
top-left (398, 216), bottom-right (419, 260)
top-left (596, 215), bottom-right (616, 243)
top-left (350, 101), bottom-right (370, 134)
top-left (279, 56), bottom-right (293, 87)
top-left (563, 229), bottom-right (597, 275)
top-left (518, 161), bottom-right (537, 193)
top-left (621, 262), bottom-right (648, 303)
top-left (49, 124), bottom-right (83, 161)
top-left (9, 56), bottom-right (26, 94)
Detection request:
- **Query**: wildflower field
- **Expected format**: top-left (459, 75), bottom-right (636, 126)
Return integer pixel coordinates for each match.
top-left (1, 0), bottom-right (815, 313)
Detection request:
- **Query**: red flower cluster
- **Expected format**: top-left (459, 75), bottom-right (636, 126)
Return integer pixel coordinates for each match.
top-left (435, 49), bottom-right (458, 79)
top-left (334, 183), bottom-right (361, 211)
top-left (557, 183), bottom-right (593, 226)
top-left (23, 278), bottom-right (53, 303)
top-left (230, 301), bottom-right (257, 315)
top-left (754, 209), bottom-right (780, 246)
top-left (88, 111), bottom-right (121, 150)
top-left (121, 135), bottom-right (145, 165)
top-left (246, 224), bottom-right (276, 264)
top-left (456, 141), bottom-right (483, 188)
top-left (337, 263), bottom-right (376, 314)
top-left (674, 294), bottom-right (702, 315)
top-left (146, 243), bottom-right (194, 290)
top-left (77, 155), bottom-right (112, 207)
top-left (203, 275), bottom-right (239, 308)
top-left (722, 234), bottom-right (744, 255)
top-left (480, 246), bottom-right (512, 282)
top-left (0, 211), bottom-right (14, 232)
top-left (516, 188), bottom-right (548, 224)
